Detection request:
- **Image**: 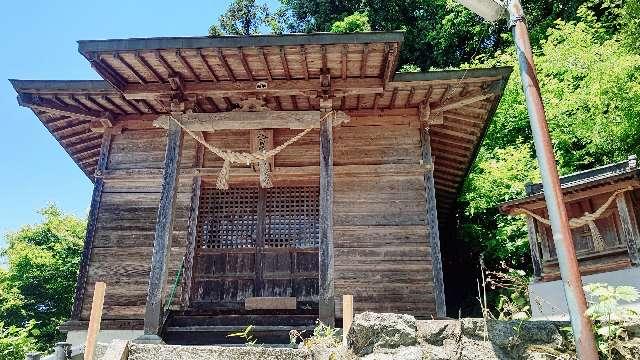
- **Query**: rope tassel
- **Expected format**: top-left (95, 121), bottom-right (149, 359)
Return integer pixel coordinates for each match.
top-left (513, 186), bottom-right (634, 251)
top-left (171, 111), bottom-right (337, 190)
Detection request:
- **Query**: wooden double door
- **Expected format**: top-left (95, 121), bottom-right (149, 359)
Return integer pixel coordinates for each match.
top-left (190, 185), bottom-right (320, 310)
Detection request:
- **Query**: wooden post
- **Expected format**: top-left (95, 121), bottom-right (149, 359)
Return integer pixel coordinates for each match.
top-left (526, 216), bottom-right (543, 278)
top-left (84, 282), bottom-right (106, 360)
top-left (139, 118), bottom-right (183, 342)
top-left (319, 101), bottom-right (335, 326)
top-left (71, 129), bottom-right (113, 320)
top-left (181, 143), bottom-right (204, 309)
top-left (342, 295), bottom-right (353, 346)
top-left (616, 192), bottom-right (640, 266)
top-left (420, 127), bottom-right (446, 317)
top-left (537, 216), bottom-right (552, 260)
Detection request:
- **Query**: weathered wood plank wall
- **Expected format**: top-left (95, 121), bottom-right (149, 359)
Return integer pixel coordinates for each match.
top-left (79, 128), bottom-right (194, 320)
top-left (78, 112), bottom-right (436, 322)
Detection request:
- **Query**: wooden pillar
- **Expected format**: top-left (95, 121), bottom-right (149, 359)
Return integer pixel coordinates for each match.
top-left (180, 143), bottom-right (204, 309)
top-left (139, 119), bottom-right (183, 342)
top-left (420, 127), bottom-right (446, 318)
top-left (526, 215), bottom-right (543, 279)
top-left (71, 128), bottom-right (113, 320)
top-left (537, 216), bottom-right (552, 260)
top-left (616, 192), bottom-right (640, 266)
top-left (319, 102), bottom-right (335, 326)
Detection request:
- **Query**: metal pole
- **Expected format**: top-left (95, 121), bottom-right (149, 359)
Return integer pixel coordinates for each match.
top-left (507, 0), bottom-right (598, 358)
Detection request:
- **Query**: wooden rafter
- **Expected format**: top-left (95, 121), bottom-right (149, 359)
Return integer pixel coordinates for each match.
top-left (279, 46), bottom-right (291, 80)
top-left (18, 94), bottom-right (112, 124)
top-left (68, 96), bottom-right (92, 112)
top-left (89, 58), bottom-right (126, 91)
top-left (154, 51), bottom-right (176, 76)
top-left (216, 49), bottom-right (236, 81)
top-left (388, 88), bottom-right (398, 108)
top-left (360, 43), bottom-right (368, 78)
top-left (176, 50), bottom-right (200, 82)
top-left (300, 46), bottom-right (309, 80)
top-left (258, 48), bottom-right (272, 81)
top-left (120, 96), bottom-right (143, 115)
top-left (238, 48), bottom-right (254, 81)
top-left (405, 88), bottom-right (415, 108)
top-left (83, 95), bottom-right (110, 113)
top-left (134, 51), bottom-right (163, 83)
top-left (114, 53), bottom-right (146, 84)
top-left (197, 49), bottom-right (218, 82)
top-left (205, 97), bottom-right (220, 112)
top-left (320, 45), bottom-right (327, 75)
top-left (341, 45), bottom-right (347, 80)
top-left (48, 115), bottom-right (71, 127)
top-left (58, 127), bottom-right (91, 143)
top-left (101, 96), bottom-right (128, 114)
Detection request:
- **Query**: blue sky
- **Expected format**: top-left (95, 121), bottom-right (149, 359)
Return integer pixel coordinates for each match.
top-left (0, 0), bottom-right (280, 242)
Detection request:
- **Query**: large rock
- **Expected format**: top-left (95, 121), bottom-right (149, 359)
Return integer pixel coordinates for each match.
top-left (486, 320), bottom-right (565, 349)
top-left (360, 345), bottom-right (423, 360)
top-left (417, 320), bottom-right (461, 346)
top-left (347, 312), bottom-right (417, 355)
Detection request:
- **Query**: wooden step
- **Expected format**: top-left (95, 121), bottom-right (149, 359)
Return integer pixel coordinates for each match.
top-left (164, 325), bottom-right (315, 345)
top-left (162, 313), bottom-right (319, 345)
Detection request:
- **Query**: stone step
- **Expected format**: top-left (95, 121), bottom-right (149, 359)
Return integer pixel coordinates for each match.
top-left (126, 344), bottom-right (313, 360)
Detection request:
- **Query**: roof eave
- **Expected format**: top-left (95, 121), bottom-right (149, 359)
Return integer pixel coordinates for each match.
top-left (78, 31), bottom-right (406, 54)
top-left (9, 79), bottom-right (114, 93)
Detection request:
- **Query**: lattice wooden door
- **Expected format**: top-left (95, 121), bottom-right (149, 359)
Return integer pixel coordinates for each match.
top-left (191, 185), bottom-right (319, 310)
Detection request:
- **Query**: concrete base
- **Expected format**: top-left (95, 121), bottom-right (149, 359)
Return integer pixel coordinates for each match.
top-left (529, 266), bottom-right (640, 320)
top-left (66, 330), bottom-right (144, 348)
top-left (132, 334), bottom-right (165, 344)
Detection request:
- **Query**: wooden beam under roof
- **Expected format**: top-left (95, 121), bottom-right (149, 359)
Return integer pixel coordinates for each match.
top-left (121, 78), bottom-right (385, 100)
top-left (153, 110), bottom-right (350, 131)
top-left (431, 92), bottom-right (495, 113)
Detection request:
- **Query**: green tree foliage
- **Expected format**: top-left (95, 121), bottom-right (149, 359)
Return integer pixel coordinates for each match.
top-left (460, 146), bottom-right (539, 267)
top-left (0, 205), bottom-right (85, 355)
top-left (0, 320), bottom-right (38, 360)
top-left (329, 11), bottom-right (371, 33)
top-left (278, 0), bottom-right (608, 70)
top-left (459, 5), bottom-right (640, 275)
top-left (209, 0), bottom-right (280, 36)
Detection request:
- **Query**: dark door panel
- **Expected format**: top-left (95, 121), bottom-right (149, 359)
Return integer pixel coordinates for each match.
top-left (191, 185), bottom-right (319, 310)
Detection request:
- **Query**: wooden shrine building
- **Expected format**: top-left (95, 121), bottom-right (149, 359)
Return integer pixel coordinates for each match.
top-left (10, 32), bottom-right (511, 344)
top-left (500, 155), bottom-right (640, 319)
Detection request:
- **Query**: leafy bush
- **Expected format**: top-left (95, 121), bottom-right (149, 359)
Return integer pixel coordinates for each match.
top-left (583, 283), bottom-right (639, 359)
top-left (0, 205), bottom-right (85, 353)
top-left (486, 263), bottom-right (531, 320)
top-left (0, 320), bottom-right (39, 360)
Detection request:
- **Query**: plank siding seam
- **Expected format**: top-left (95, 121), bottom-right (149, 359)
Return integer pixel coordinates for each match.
top-left (420, 127), bottom-right (446, 318)
top-left (71, 129), bottom-right (113, 320)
